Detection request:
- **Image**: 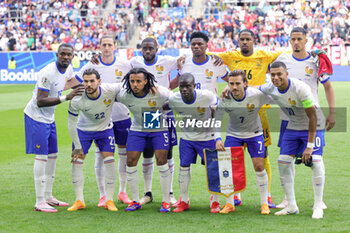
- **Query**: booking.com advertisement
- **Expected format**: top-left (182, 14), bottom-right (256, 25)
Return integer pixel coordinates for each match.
top-left (1, 46), bottom-right (349, 84)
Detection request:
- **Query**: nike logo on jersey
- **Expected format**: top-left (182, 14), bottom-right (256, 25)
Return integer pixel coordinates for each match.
top-left (128, 104), bottom-right (135, 107)
top-left (84, 109), bottom-right (91, 111)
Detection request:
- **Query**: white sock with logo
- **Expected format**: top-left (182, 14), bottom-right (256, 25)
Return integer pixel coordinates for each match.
top-left (44, 153), bottom-right (57, 200)
top-left (256, 169), bottom-right (268, 205)
top-left (168, 158), bottom-right (175, 193)
top-left (311, 155), bottom-right (325, 208)
top-left (104, 156), bottom-right (117, 202)
top-left (142, 157), bottom-right (154, 193)
top-left (126, 166), bottom-right (139, 202)
top-left (72, 158), bottom-right (84, 203)
top-left (179, 166), bottom-right (190, 204)
top-left (34, 155), bottom-right (47, 205)
top-left (158, 164), bottom-right (171, 203)
top-left (95, 149), bottom-right (105, 198)
top-left (118, 147), bottom-right (127, 193)
top-left (278, 155), bottom-right (296, 208)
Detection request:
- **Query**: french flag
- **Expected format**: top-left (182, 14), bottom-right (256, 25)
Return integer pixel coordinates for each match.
top-left (204, 147), bottom-right (246, 197)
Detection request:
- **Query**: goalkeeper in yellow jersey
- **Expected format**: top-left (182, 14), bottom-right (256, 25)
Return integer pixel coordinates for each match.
top-left (214, 29), bottom-right (283, 208)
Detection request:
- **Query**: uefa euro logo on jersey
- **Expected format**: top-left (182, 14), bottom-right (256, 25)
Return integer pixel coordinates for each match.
top-left (143, 109), bottom-right (162, 129)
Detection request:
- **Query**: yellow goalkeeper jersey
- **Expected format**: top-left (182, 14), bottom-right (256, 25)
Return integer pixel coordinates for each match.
top-left (217, 50), bottom-right (283, 86)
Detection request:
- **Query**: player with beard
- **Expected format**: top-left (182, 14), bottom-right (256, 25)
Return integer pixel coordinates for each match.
top-left (129, 37), bottom-right (179, 206)
top-left (24, 43), bottom-right (84, 212)
top-left (67, 69), bottom-right (123, 212)
top-left (212, 29), bottom-right (283, 208)
top-left (76, 35), bottom-right (132, 207)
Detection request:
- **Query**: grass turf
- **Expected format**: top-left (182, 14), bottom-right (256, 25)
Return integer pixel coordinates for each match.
top-left (0, 83), bottom-right (349, 232)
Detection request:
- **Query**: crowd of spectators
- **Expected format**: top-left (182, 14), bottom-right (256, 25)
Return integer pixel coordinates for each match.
top-left (0, 0), bottom-right (135, 51)
top-left (139, 0), bottom-right (350, 50)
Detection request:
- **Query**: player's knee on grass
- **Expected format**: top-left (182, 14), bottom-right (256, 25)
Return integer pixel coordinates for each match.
top-left (143, 147), bottom-right (154, 158)
top-left (167, 146), bottom-right (173, 160)
top-left (252, 157), bottom-right (265, 172)
top-left (154, 150), bottom-right (168, 165)
top-left (126, 151), bottom-right (142, 166)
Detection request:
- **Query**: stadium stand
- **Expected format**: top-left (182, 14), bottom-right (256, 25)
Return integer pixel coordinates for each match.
top-left (138, 0), bottom-right (350, 50)
top-left (0, 0), bottom-right (135, 51)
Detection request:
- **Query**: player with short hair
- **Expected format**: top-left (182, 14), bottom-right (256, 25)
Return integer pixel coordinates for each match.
top-left (67, 68), bottom-right (121, 212)
top-left (129, 37), bottom-right (179, 205)
top-left (24, 43), bottom-right (84, 212)
top-left (215, 70), bottom-right (270, 215)
top-left (258, 61), bottom-right (322, 219)
top-left (76, 35), bottom-right (132, 207)
top-left (213, 29), bottom-right (282, 207)
top-left (274, 27), bottom-right (334, 217)
top-left (117, 68), bottom-right (172, 212)
top-left (167, 73), bottom-right (220, 213)
top-left (172, 31), bottom-right (228, 208)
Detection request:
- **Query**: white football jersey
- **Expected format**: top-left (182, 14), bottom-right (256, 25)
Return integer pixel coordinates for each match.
top-left (275, 53), bottom-right (326, 129)
top-left (130, 55), bottom-right (178, 88)
top-left (68, 83), bottom-right (123, 131)
top-left (75, 57), bottom-right (132, 122)
top-left (179, 55), bottom-right (228, 94)
top-left (117, 85), bottom-right (171, 132)
top-left (215, 87), bottom-right (270, 138)
top-left (24, 61), bottom-right (73, 124)
top-left (259, 78), bottom-right (322, 130)
top-left (169, 89), bottom-right (218, 141)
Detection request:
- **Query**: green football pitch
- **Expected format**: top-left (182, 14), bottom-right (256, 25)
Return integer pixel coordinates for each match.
top-left (0, 83), bottom-right (349, 233)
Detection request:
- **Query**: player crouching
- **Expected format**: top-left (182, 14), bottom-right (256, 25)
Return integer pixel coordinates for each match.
top-left (67, 69), bottom-right (122, 212)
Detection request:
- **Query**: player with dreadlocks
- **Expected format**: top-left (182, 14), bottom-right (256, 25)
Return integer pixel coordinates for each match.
top-left (116, 67), bottom-right (173, 212)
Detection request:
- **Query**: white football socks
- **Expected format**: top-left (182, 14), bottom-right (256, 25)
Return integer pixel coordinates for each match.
top-left (226, 195), bottom-right (234, 205)
top-left (44, 153), bottom-right (57, 200)
top-left (142, 157), bottom-right (154, 193)
top-left (94, 149), bottom-right (106, 198)
top-left (104, 156), bottom-right (116, 202)
top-left (167, 158), bottom-right (175, 193)
top-left (256, 169), bottom-right (268, 205)
top-left (311, 155), bottom-right (325, 208)
top-left (211, 194), bottom-right (219, 203)
top-left (118, 147), bottom-right (127, 193)
top-left (278, 155), bottom-right (297, 208)
top-left (179, 166), bottom-right (191, 203)
top-left (72, 158), bottom-right (84, 203)
top-left (126, 166), bottom-right (139, 202)
top-left (158, 164), bottom-right (171, 203)
top-left (34, 155), bottom-right (47, 204)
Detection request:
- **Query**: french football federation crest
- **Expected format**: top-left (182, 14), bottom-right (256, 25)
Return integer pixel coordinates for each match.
top-left (305, 66), bottom-right (313, 75)
top-left (36, 144), bottom-right (41, 149)
top-left (103, 98), bottom-right (112, 106)
top-left (205, 69), bottom-right (213, 79)
top-left (197, 107), bottom-right (206, 114)
top-left (115, 69), bottom-right (123, 77)
top-left (247, 103), bottom-right (255, 111)
top-left (148, 100), bottom-right (157, 106)
top-left (288, 98), bottom-right (296, 106)
top-left (156, 65), bottom-right (164, 74)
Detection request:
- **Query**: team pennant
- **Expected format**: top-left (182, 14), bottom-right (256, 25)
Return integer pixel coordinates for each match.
top-left (204, 147), bottom-right (246, 197)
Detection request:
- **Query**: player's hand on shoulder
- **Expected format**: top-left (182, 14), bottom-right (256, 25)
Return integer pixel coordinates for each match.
top-left (150, 86), bottom-right (158, 95)
top-left (67, 85), bottom-right (84, 100)
top-left (220, 85), bottom-right (231, 101)
top-left (71, 149), bottom-right (85, 163)
top-left (216, 140), bottom-right (225, 151)
top-left (177, 55), bottom-right (186, 70)
top-left (90, 52), bottom-right (101, 65)
top-left (210, 54), bottom-right (224, 66)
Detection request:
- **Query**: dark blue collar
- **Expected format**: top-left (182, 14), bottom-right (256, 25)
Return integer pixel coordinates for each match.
top-left (99, 56), bottom-right (116, 66)
top-left (86, 86), bottom-right (101, 100)
top-left (278, 79), bottom-right (291, 94)
top-left (192, 55), bottom-right (209, 65)
top-left (182, 90), bottom-right (197, 104)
